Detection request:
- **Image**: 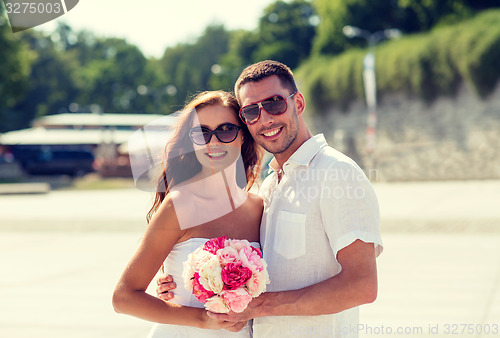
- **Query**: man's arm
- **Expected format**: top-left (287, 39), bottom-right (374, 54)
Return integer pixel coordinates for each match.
top-left (208, 239), bottom-right (377, 322)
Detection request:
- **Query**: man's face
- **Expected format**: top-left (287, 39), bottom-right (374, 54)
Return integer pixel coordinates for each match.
top-left (238, 75), bottom-right (299, 155)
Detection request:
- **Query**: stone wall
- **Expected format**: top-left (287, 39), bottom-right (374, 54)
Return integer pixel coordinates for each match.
top-left (308, 82), bottom-right (500, 181)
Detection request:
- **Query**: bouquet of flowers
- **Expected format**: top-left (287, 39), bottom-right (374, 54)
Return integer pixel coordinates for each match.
top-left (182, 236), bottom-right (270, 313)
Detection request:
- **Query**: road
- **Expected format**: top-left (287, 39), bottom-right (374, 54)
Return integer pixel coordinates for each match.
top-left (2, 180), bottom-right (500, 232)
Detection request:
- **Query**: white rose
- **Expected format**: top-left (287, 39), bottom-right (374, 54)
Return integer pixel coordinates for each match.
top-left (182, 260), bottom-right (195, 291)
top-left (191, 248), bottom-right (215, 272)
top-left (198, 256), bottom-right (224, 294)
top-left (205, 295), bottom-right (230, 313)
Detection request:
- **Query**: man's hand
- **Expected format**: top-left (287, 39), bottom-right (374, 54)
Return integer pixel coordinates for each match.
top-left (199, 311), bottom-right (249, 331)
top-left (156, 273), bottom-right (176, 301)
top-left (224, 321), bottom-right (248, 332)
top-left (207, 297), bottom-right (262, 323)
top-left (155, 272), bottom-right (248, 331)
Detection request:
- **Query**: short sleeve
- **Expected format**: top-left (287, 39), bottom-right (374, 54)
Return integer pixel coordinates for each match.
top-left (320, 162), bottom-right (383, 259)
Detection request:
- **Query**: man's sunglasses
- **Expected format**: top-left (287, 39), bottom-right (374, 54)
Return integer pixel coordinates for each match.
top-left (189, 123), bottom-right (241, 145)
top-left (239, 92), bottom-right (297, 125)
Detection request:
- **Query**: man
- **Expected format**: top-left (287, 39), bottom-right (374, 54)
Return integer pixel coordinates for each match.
top-left (158, 60), bottom-right (383, 337)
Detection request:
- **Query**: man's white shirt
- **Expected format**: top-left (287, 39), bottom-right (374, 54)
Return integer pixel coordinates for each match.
top-left (253, 134), bottom-right (383, 338)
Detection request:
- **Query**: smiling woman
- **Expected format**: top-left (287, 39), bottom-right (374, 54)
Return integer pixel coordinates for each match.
top-left (112, 90), bottom-right (265, 336)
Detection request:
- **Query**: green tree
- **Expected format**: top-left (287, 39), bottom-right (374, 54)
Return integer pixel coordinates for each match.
top-left (253, 0), bottom-right (317, 68)
top-left (208, 29), bottom-right (259, 92)
top-left (212, 0), bottom-right (317, 90)
top-left (12, 29), bottom-right (80, 122)
top-left (76, 37), bottom-right (149, 113)
top-left (158, 24), bottom-right (231, 112)
top-left (311, 0), bottom-right (351, 55)
top-left (0, 8), bottom-right (33, 132)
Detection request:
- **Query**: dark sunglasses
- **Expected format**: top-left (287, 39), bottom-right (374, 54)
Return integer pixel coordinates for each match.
top-left (189, 123), bottom-right (241, 145)
top-left (239, 92), bottom-right (297, 125)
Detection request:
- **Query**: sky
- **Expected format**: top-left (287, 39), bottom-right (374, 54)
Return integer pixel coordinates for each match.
top-left (36, 0), bottom-right (277, 58)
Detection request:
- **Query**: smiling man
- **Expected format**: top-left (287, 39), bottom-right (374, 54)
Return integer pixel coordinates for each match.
top-left (216, 60), bottom-right (383, 337)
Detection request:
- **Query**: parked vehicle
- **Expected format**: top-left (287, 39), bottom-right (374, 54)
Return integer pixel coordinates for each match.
top-left (13, 148), bottom-right (96, 177)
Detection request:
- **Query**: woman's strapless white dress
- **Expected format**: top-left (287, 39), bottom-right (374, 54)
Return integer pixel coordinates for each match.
top-left (147, 238), bottom-right (257, 338)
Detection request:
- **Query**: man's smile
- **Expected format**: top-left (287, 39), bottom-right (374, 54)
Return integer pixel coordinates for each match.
top-left (261, 126), bottom-right (283, 140)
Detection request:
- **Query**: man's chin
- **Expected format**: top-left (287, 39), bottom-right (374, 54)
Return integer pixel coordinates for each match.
top-left (261, 143), bottom-right (288, 155)
top-left (260, 136), bottom-right (295, 155)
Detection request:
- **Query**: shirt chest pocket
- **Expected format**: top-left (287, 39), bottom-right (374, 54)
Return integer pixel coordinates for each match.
top-left (273, 211), bottom-right (307, 260)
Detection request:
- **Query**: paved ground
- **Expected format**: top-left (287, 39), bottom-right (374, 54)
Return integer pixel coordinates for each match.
top-left (0, 180), bottom-right (499, 337)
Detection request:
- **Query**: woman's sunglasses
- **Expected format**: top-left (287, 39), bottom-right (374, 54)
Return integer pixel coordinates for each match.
top-left (239, 92), bottom-right (297, 125)
top-left (189, 123), bottom-right (241, 145)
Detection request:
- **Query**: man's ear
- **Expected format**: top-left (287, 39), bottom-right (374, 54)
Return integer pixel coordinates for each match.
top-left (294, 92), bottom-right (306, 115)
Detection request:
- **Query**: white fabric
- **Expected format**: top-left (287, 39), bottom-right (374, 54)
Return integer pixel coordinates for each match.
top-left (147, 238), bottom-right (257, 338)
top-left (253, 134), bottom-right (383, 338)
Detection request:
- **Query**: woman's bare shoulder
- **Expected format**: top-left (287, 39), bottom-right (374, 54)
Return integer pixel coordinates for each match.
top-left (247, 191), bottom-right (263, 202)
top-left (246, 192), bottom-right (263, 211)
top-left (149, 192), bottom-right (183, 232)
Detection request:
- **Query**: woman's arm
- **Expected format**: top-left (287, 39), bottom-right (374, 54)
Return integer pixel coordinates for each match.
top-left (112, 195), bottom-right (232, 330)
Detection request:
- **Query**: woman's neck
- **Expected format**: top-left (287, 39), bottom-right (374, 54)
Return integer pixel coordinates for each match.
top-left (185, 160), bottom-right (247, 209)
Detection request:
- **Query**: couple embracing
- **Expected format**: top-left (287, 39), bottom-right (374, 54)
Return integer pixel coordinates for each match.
top-left (113, 60), bottom-right (383, 338)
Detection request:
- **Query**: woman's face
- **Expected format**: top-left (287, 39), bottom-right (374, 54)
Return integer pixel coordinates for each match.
top-left (190, 104), bottom-right (244, 173)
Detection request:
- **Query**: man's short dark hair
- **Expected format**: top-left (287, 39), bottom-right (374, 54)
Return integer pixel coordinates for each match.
top-left (234, 60), bottom-right (298, 103)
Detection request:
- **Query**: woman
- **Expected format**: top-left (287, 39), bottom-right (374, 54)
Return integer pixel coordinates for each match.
top-left (112, 91), bottom-right (264, 337)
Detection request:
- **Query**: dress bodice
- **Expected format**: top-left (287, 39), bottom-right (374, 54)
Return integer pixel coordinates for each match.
top-left (163, 238), bottom-right (211, 308)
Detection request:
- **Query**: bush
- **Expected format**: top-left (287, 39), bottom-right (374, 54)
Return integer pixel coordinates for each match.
top-left (297, 9), bottom-right (500, 114)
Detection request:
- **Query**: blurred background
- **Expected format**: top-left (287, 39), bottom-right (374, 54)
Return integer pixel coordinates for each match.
top-left (1, 1), bottom-right (500, 337)
top-left (1, 0), bottom-right (500, 183)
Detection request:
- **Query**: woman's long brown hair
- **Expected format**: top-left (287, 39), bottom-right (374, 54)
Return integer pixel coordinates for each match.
top-left (146, 90), bottom-right (263, 223)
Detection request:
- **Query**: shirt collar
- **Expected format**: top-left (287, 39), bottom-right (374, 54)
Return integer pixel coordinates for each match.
top-left (268, 134), bottom-right (327, 174)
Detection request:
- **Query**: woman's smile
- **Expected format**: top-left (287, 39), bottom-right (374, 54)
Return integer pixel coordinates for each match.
top-left (206, 150), bottom-right (228, 160)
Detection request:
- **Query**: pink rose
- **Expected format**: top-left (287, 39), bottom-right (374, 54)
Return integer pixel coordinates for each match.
top-left (226, 239), bottom-right (250, 251)
top-left (221, 263), bottom-right (252, 290)
top-left (221, 289), bottom-right (253, 313)
top-left (239, 246), bottom-right (264, 273)
top-left (251, 246), bottom-right (262, 258)
top-left (192, 272), bottom-right (215, 303)
top-left (203, 236), bottom-right (226, 255)
top-left (217, 246), bottom-right (241, 266)
top-left (245, 270), bottom-right (269, 297)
